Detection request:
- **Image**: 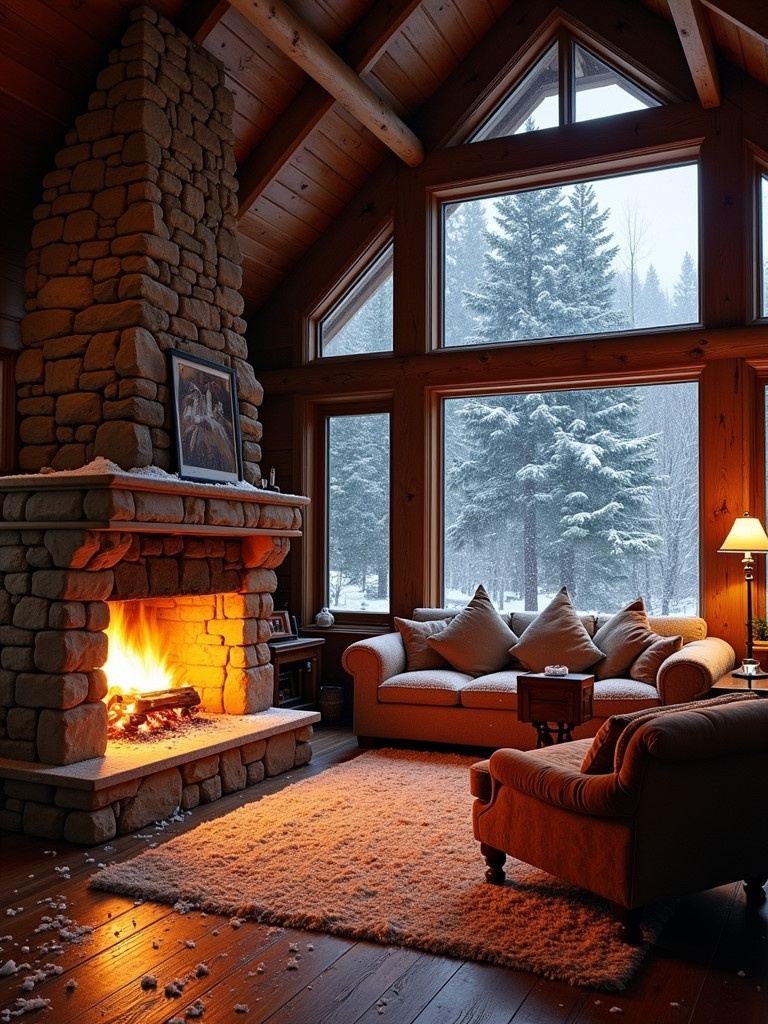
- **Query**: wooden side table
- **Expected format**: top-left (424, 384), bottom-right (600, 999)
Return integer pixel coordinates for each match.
top-left (710, 672), bottom-right (768, 697)
top-left (268, 636), bottom-right (325, 709)
top-left (517, 672), bottom-right (594, 747)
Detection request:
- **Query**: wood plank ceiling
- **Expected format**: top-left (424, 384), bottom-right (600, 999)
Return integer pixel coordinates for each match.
top-left (1, 0), bottom-right (767, 326)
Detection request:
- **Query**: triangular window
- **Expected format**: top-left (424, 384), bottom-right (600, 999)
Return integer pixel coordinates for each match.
top-left (574, 45), bottom-right (660, 121)
top-left (473, 35), bottom-right (660, 141)
top-left (318, 243), bottom-right (393, 357)
top-left (476, 43), bottom-right (559, 139)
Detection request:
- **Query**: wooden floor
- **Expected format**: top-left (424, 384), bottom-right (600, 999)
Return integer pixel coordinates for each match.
top-left (1, 725), bottom-right (767, 1024)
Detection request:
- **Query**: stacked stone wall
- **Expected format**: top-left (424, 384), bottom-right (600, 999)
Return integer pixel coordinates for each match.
top-left (17, 5), bottom-right (263, 484)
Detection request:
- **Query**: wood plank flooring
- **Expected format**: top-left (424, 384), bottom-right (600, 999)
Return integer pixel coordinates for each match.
top-left (1, 725), bottom-right (767, 1023)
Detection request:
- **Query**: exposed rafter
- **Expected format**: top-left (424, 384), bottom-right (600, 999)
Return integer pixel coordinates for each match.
top-left (668, 0), bottom-right (721, 107)
top-left (235, 0), bottom-right (422, 219)
top-left (226, 0), bottom-right (425, 169)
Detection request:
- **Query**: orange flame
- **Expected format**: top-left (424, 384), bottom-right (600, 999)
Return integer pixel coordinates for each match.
top-left (104, 603), bottom-right (173, 696)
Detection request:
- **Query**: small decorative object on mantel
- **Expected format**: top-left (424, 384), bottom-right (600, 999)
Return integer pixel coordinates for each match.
top-left (266, 466), bottom-right (281, 492)
top-left (544, 664), bottom-right (569, 676)
top-left (315, 607), bottom-right (335, 627)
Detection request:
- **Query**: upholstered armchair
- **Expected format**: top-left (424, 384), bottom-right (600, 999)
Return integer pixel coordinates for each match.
top-left (470, 693), bottom-right (768, 941)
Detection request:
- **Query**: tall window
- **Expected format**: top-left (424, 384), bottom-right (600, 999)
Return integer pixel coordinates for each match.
top-left (442, 164), bottom-right (699, 346)
top-left (761, 173), bottom-right (768, 317)
top-left (318, 244), bottom-right (393, 356)
top-left (326, 413), bottom-right (390, 612)
top-left (443, 381), bottom-right (699, 615)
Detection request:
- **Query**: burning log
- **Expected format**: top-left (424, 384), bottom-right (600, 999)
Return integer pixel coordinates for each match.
top-left (107, 686), bottom-right (202, 739)
top-left (123, 688), bottom-right (201, 714)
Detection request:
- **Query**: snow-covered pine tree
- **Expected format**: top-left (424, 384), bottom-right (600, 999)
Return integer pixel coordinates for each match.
top-left (671, 251), bottom-right (698, 324)
top-left (327, 414), bottom-right (389, 606)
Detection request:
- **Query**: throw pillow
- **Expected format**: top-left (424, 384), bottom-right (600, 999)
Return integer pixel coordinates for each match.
top-left (591, 598), bottom-right (657, 680)
top-left (580, 691), bottom-right (753, 775)
top-left (425, 585), bottom-right (518, 675)
top-left (507, 586), bottom-right (603, 673)
top-left (629, 634), bottom-right (683, 685)
top-left (394, 617), bottom-right (450, 671)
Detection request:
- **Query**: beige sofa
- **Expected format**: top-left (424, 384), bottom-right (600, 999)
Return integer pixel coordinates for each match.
top-left (342, 587), bottom-right (736, 750)
top-left (470, 692), bottom-right (768, 940)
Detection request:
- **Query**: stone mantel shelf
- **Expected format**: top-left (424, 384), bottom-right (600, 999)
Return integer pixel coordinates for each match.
top-left (0, 521), bottom-right (303, 536)
top-left (0, 469), bottom-right (310, 506)
top-left (0, 468), bottom-right (309, 536)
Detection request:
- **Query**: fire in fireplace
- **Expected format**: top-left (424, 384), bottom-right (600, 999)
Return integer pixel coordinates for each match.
top-left (104, 602), bottom-right (202, 739)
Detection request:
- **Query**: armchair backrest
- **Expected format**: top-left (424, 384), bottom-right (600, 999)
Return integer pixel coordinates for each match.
top-left (620, 693), bottom-right (768, 768)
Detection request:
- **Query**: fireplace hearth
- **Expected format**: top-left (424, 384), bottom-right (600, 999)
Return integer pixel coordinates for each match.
top-left (0, 462), bottom-right (315, 844)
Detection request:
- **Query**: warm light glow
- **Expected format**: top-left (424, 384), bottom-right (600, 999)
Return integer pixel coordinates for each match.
top-left (718, 512), bottom-right (768, 555)
top-left (104, 603), bottom-right (173, 695)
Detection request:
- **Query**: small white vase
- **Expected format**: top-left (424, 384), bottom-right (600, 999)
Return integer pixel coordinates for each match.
top-left (315, 607), bottom-right (335, 627)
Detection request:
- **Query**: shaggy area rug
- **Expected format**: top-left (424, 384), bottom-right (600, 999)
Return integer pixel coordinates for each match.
top-left (91, 748), bottom-right (671, 990)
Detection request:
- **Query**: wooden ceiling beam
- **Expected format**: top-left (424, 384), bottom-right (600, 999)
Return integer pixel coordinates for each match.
top-left (236, 0), bottom-right (421, 219)
top-left (698, 0), bottom-right (768, 43)
top-left (227, 0), bottom-right (424, 169)
top-left (667, 0), bottom-right (721, 107)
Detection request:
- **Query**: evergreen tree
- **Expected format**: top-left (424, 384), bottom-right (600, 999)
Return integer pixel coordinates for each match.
top-left (327, 414), bottom-right (389, 606)
top-left (445, 393), bottom-right (557, 608)
top-left (443, 201), bottom-right (487, 345)
top-left (465, 181), bottom-right (623, 342)
top-left (558, 183), bottom-right (625, 334)
top-left (444, 388), bottom-right (661, 610)
top-left (636, 264), bottom-right (671, 328)
top-left (464, 184), bottom-right (568, 343)
top-left (671, 251), bottom-right (698, 324)
top-left (541, 388), bottom-right (662, 609)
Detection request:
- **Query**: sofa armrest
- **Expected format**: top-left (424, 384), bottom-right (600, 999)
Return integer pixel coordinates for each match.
top-left (655, 637), bottom-right (736, 704)
top-left (342, 632), bottom-right (407, 695)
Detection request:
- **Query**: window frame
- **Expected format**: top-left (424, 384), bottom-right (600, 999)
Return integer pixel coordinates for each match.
top-left (434, 149), bottom-right (703, 351)
top-left (308, 396), bottom-right (394, 627)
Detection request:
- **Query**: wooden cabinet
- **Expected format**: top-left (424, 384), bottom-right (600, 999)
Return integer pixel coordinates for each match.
top-left (269, 637), bottom-right (325, 709)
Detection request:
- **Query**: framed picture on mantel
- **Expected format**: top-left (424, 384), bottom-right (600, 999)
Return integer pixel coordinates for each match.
top-left (169, 350), bottom-right (242, 484)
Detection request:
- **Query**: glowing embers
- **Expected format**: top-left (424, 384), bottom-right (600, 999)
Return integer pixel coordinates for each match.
top-left (105, 602), bottom-right (200, 739)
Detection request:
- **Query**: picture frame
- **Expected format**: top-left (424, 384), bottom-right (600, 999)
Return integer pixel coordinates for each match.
top-left (169, 350), bottom-right (242, 484)
top-left (267, 610), bottom-right (293, 639)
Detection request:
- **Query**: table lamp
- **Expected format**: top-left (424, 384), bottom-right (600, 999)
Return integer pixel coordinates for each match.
top-left (718, 511), bottom-right (768, 665)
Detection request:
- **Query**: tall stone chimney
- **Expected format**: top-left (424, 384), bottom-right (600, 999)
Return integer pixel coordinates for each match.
top-left (17, 4), bottom-right (263, 485)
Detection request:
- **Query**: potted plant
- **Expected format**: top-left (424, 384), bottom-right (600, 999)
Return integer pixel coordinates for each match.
top-left (752, 618), bottom-right (768, 668)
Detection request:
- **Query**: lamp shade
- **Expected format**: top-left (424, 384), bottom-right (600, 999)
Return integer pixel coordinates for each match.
top-left (718, 513), bottom-right (768, 554)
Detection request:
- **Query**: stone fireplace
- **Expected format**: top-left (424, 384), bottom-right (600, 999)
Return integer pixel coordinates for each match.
top-left (0, 6), bottom-right (318, 844)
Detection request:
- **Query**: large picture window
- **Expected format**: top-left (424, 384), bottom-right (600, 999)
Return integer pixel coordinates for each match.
top-left (326, 412), bottom-right (390, 612)
top-left (443, 381), bottom-right (699, 615)
top-left (442, 163), bottom-right (699, 347)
